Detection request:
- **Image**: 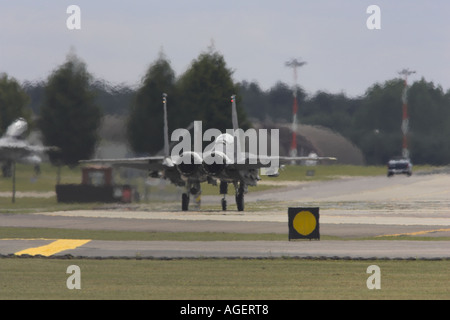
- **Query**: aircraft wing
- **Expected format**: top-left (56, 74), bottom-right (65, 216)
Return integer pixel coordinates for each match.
top-left (79, 156), bottom-right (169, 171)
top-left (22, 145), bottom-right (59, 154)
top-left (224, 154), bottom-right (337, 177)
top-left (0, 143), bottom-right (59, 161)
top-left (278, 155), bottom-right (337, 164)
top-left (228, 154), bottom-right (336, 169)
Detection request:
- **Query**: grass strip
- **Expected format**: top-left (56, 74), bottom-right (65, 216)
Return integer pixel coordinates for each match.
top-left (0, 258), bottom-right (448, 299)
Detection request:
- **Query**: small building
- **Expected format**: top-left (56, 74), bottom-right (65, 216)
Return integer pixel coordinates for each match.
top-left (56, 165), bottom-right (132, 203)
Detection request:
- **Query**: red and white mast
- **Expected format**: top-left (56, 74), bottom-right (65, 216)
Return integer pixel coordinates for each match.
top-left (285, 58), bottom-right (307, 159)
top-left (398, 68), bottom-right (415, 159)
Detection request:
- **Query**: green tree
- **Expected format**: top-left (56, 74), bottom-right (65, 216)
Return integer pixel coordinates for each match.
top-left (177, 49), bottom-right (250, 132)
top-left (127, 52), bottom-right (177, 155)
top-left (408, 79), bottom-right (450, 164)
top-left (352, 79), bottom-right (404, 164)
top-left (357, 79), bottom-right (404, 133)
top-left (237, 81), bottom-right (269, 121)
top-left (408, 79), bottom-right (448, 134)
top-left (91, 80), bottom-right (134, 115)
top-left (0, 74), bottom-right (32, 134)
top-left (39, 52), bottom-right (102, 168)
top-left (301, 91), bottom-right (361, 139)
top-left (350, 77), bottom-right (450, 164)
top-left (266, 81), bottom-right (306, 122)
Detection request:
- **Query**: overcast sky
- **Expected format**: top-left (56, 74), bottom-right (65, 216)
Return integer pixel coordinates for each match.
top-left (1, 0), bottom-right (449, 97)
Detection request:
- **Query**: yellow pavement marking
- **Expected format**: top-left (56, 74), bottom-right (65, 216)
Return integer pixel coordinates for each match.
top-left (14, 239), bottom-right (91, 257)
top-left (376, 228), bottom-right (450, 238)
top-left (1, 238), bottom-right (57, 240)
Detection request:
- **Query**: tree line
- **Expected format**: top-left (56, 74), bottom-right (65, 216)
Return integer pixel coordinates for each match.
top-left (1, 48), bottom-right (450, 167)
top-left (240, 78), bottom-right (450, 165)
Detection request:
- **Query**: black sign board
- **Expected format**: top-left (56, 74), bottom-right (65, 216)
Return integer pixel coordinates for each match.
top-left (288, 207), bottom-right (320, 240)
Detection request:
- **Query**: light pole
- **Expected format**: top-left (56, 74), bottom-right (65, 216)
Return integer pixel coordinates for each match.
top-left (285, 58), bottom-right (307, 159)
top-left (398, 68), bottom-right (415, 159)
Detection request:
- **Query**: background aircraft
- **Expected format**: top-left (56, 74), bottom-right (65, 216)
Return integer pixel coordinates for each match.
top-left (81, 94), bottom-right (336, 211)
top-left (0, 118), bottom-right (57, 177)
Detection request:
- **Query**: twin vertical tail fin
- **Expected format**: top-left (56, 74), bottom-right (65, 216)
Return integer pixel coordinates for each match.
top-left (163, 94), bottom-right (242, 159)
top-left (231, 95), bottom-right (244, 158)
top-left (163, 93), bottom-right (170, 157)
top-left (231, 95), bottom-right (239, 131)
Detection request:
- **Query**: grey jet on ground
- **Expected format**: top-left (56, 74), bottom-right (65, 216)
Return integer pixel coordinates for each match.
top-left (80, 94), bottom-right (336, 211)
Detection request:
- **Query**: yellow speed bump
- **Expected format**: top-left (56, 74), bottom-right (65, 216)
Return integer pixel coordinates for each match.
top-left (15, 239), bottom-right (91, 257)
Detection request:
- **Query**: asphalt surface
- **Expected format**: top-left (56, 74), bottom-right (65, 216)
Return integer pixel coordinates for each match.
top-left (1, 173), bottom-right (450, 259)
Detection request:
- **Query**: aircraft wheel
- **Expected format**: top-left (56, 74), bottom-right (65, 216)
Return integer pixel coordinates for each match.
top-left (236, 192), bottom-right (244, 211)
top-left (221, 198), bottom-right (227, 211)
top-left (220, 181), bottom-right (228, 195)
top-left (182, 193), bottom-right (189, 211)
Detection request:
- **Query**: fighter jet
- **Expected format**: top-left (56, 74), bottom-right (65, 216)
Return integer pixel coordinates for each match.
top-left (0, 118), bottom-right (57, 177)
top-left (80, 94), bottom-right (336, 211)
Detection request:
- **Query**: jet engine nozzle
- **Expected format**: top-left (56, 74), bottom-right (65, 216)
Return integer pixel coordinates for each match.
top-left (174, 151), bottom-right (204, 177)
top-left (202, 151), bottom-right (231, 177)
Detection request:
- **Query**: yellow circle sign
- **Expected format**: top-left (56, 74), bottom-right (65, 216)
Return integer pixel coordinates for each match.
top-left (293, 211), bottom-right (317, 236)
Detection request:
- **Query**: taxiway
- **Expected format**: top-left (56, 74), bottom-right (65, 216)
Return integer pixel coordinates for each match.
top-left (1, 173), bottom-right (449, 259)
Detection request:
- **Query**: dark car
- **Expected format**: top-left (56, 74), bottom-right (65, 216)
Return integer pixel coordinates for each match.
top-left (387, 157), bottom-right (412, 177)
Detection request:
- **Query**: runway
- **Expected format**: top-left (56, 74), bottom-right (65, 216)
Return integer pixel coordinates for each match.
top-left (1, 173), bottom-right (450, 259)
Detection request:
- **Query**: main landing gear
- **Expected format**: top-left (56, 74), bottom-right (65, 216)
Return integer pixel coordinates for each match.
top-left (181, 182), bottom-right (201, 211)
top-left (219, 181), bottom-right (245, 212)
